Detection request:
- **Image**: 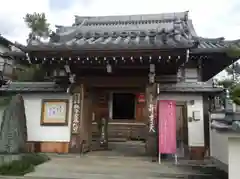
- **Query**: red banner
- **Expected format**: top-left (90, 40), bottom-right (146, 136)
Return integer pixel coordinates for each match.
top-left (158, 100), bottom-right (176, 154)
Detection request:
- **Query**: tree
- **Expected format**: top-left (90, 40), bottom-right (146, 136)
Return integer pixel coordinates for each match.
top-left (231, 85), bottom-right (240, 105)
top-left (217, 62), bottom-right (240, 104)
top-left (15, 64), bottom-right (46, 82)
top-left (24, 12), bottom-right (50, 43)
top-left (15, 12), bottom-right (51, 81)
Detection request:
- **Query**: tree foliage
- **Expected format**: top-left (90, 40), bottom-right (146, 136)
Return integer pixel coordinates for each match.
top-left (231, 85), bottom-right (240, 105)
top-left (225, 63), bottom-right (240, 79)
top-left (16, 12), bottom-right (51, 81)
top-left (217, 79), bottom-right (234, 89)
top-left (15, 64), bottom-right (46, 82)
top-left (217, 62), bottom-right (240, 104)
top-left (24, 12), bottom-right (50, 42)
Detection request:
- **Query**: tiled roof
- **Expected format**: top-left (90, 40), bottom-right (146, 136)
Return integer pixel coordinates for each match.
top-left (20, 11), bottom-right (240, 54)
top-left (26, 11), bottom-right (199, 51)
top-left (73, 12), bottom-right (190, 26)
top-left (0, 82), bottom-right (65, 92)
top-left (0, 35), bottom-right (14, 47)
top-left (159, 82), bottom-right (223, 93)
top-left (211, 111), bottom-right (240, 132)
top-left (0, 81), bottom-right (223, 93)
top-left (191, 37), bottom-right (240, 53)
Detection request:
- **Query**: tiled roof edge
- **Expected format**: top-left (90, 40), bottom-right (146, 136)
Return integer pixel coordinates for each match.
top-left (0, 82), bottom-right (66, 92)
top-left (74, 11), bottom-right (190, 25)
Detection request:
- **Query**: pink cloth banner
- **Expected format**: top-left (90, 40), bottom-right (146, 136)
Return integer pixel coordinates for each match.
top-left (158, 100), bottom-right (176, 154)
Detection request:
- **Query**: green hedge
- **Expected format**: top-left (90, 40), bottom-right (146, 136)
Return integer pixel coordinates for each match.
top-left (0, 153), bottom-right (50, 176)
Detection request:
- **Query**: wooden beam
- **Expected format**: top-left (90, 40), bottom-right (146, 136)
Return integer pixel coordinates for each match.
top-left (77, 76), bottom-right (178, 87)
top-left (29, 48), bottom-right (187, 57)
top-left (79, 77), bottom-right (148, 87)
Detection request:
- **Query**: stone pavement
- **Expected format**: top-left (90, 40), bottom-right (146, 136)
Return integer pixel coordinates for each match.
top-left (0, 141), bottom-right (219, 179)
top-left (23, 153), bottom-right (210, 179)
top-left (22, 141), bottom-right (215, 179)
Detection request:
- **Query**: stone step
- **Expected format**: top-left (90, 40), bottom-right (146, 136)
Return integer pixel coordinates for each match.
top-left (92, 138), bottom-right (128, 142)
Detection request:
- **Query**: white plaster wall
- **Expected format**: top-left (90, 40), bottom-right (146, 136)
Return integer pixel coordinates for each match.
top-left (210, 129), bottom-right (228, 165)
top-left (210, 132), bottom-right (240, 179)
top-left (158, 93), bottom-right (204, 146)
top-left (22, 93), bottom-right (72, 142)
top-left (229, 137), bottom-right (240, 179)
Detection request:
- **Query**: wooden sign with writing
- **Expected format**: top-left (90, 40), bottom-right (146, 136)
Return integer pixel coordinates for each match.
top-left (41, 99), bottom-right (69, 126)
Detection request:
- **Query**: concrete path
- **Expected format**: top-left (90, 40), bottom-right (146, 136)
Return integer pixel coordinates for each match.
top-left (22, 141), bottom-right (216, 179)
top-left (24, 154), bottom-right (210, 179)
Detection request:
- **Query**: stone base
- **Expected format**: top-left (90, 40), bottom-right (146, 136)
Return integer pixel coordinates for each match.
top-left (145, 134), bottom-right (157, 157)
top-left (0, 154), bottom-right (22, 166)
top-left (26, 142), bottom-right (69, 153)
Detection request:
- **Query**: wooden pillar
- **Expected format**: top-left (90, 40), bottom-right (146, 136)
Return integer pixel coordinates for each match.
top-left (145, 64), bottom-right (158, 159)
top-left (69, 84), bottom-right (83, 153)
top-left (80, 85), bottom-right (93, 153)
top-left (86, 88), bottom-right (93, 151)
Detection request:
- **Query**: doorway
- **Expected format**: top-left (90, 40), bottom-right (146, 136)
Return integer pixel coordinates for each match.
top-left (176, 103), bottom-right (189, 158)
top-left (112, 93), bottom-right (135, 120)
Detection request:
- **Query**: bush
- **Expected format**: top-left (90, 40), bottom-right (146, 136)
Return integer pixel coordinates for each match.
top-left (0, 153), bottom-right (50, 176)
top-left (0, 160), bottom-right (34, 176)
top-left (22, 153), bottom-right (50, 166)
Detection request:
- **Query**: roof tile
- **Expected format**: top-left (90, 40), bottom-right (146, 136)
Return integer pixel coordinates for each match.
top-left (0, 82), bottom-right (65, 92)
top-left (159, 82), bottom-right (223, 93)
top-left (211, 111), bottom-right (240, 132)
top-left (5, 12), bottom-right (240, 53)
top-left (27, 11), bottom-right (197, 50)
top-left (0, 81), bottom-right (222, 93)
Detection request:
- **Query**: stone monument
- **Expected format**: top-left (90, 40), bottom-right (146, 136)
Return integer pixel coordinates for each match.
top-left (0, 94), bottom-right (27, 154)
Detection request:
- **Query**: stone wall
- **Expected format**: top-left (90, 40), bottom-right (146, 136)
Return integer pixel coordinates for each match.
top-left (0, 154), bottom-right (22, 166)
top-left (0, 94), bottom-right (27, 154)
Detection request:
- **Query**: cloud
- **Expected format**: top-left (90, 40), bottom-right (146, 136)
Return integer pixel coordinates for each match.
top-left (0, 0), bottom-right (50, 44)
top-left (49, 0), bottom-right (74, 11)
top-left (0, 0), bottom-right (240, 44)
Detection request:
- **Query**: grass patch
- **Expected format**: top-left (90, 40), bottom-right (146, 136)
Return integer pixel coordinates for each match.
top-left (0, 153), bottom-right (50, 176)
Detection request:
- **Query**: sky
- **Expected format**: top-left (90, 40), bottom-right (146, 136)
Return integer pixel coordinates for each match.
top-left (1, 0), bottom-right (240, 45)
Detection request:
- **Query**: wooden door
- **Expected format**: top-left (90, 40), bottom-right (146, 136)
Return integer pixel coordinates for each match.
top-left (94, 91), bottom-right (109, 120)
top-left (176, 104), bottom-right (188, 156)
top-left (135, 93), bottom-right (145, 122)
top-left (92, 90), bottom-right (109, 140)
top-left (80, 86), bottom-right (93, 153)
